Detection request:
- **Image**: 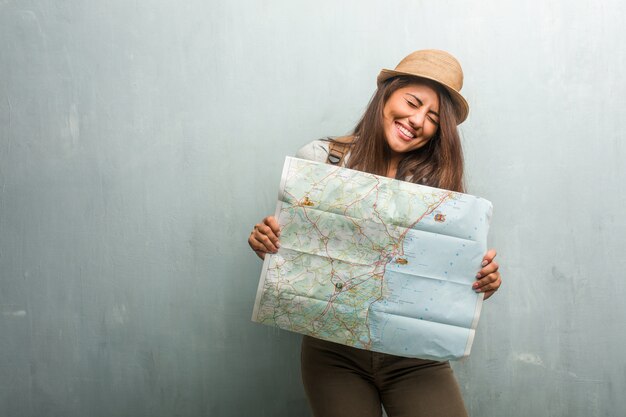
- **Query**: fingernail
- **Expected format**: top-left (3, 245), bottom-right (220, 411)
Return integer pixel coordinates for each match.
top-left (476, 273), bottom-right (481, 278)
top-left (276, 242), bottom-right (281, 248)
top-left (482, 260), bottom-right (488, 267)
top-left (472, 282), bottom-right (479, 289)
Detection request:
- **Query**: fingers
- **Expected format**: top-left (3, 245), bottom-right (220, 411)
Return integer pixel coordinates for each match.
top-left (481, 249), bottom-right (497, 266)
top-left (255, 217), bottom-right (280, 250)
top-left (473, 248), bottom-right (502, 298)
top-left (247, 233), bottom-right (269, 260)
top-left (473, 271), bottom-right (501, 293)
top-left (249, 227), bottom-right (279, 253)
top-left (248, 216), bottom-right (281, 260)
top-left (477, 259), bottom-right (499, 277)
top-left (264, 216), bottom-right (281, 238)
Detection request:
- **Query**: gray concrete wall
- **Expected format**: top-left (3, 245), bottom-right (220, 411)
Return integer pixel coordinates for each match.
top-left (1, 1), bottom-right (624, 416)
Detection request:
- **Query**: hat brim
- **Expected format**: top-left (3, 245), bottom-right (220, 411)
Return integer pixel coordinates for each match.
top-left (377, 69), bottom-right (469, 124)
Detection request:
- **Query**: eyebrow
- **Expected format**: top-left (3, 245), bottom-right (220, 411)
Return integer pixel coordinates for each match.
top-left (406, 93), bottom-right (440, 117)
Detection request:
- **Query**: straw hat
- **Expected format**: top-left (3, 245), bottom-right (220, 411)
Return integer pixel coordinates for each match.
top-left (377, 49), bottom-right (469, 124)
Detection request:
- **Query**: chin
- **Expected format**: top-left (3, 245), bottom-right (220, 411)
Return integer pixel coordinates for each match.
top-left (391, 140), bottom-right (424, 155)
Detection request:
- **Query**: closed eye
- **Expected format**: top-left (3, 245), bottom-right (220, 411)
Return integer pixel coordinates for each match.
top-left (406, 98), bottom-right (439, 124)
top-left (427, 115), bottom-right (440, 125)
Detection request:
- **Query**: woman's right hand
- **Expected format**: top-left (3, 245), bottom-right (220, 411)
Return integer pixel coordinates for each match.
top-left (248, 216), bottom-right (281, 259)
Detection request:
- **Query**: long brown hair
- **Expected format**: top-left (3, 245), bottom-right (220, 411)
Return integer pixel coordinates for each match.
top-left (341, 76), bottom-right (465, 193)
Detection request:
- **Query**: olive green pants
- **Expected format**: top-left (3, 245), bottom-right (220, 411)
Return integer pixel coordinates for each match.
top-left (301, 336), bottom-right (469, 417)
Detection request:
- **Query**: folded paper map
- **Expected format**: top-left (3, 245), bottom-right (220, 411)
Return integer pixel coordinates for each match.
top-left (252, 157), bottom-right (492, 361)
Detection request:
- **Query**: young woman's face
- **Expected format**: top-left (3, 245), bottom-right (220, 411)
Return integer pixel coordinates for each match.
top-left (382, 82), bottom-right (440, 157)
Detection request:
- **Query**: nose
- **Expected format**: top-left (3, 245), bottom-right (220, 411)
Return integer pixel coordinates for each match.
top-left (408, 110), bottom-right (426, 130)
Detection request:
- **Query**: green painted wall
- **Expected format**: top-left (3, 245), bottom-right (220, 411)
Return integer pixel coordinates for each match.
top-left (1, 1), bottom-right (625, 416)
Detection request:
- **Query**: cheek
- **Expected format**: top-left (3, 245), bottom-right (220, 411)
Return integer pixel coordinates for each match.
top-left (383, 115), bottom-right (395, 134)
top-left (427, 125), bottom-right (439, 140)
top-left (382, 108), bottom-right (394, 125)
top-left (411, 138), bottom-right (431, 150)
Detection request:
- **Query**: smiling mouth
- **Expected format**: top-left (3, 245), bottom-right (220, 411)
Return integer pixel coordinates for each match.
top-left (395, 122), bottom-right (416, 140)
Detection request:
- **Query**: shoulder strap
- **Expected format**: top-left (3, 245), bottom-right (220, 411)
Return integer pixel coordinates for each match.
top-left (326, 136), bottom-right (354, 166)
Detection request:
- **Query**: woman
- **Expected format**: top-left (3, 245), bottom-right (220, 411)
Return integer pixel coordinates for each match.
top-left (248, 49), bottom-right (502, 417)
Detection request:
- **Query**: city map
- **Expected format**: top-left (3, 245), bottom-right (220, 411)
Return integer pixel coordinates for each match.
top-left (252, 157), bottom-right (493, 360)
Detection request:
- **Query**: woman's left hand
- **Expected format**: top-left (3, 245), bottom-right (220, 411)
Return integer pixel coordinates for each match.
top-left (473, 249), bottom-right (502, 300)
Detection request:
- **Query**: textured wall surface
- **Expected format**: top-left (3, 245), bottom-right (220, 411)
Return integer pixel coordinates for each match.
top-left (1, 1), bottom-right (625, 416)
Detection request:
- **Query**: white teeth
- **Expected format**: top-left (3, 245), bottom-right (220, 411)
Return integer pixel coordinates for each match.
top-left (397, 123), bottom-right (415, 138)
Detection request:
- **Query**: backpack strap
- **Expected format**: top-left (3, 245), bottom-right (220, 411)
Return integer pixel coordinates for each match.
top-left (326, 136), bottom-right (354, 166)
